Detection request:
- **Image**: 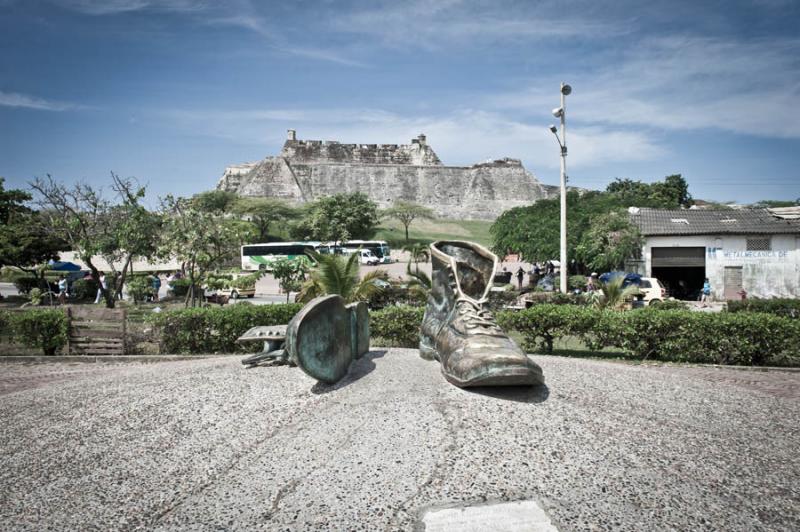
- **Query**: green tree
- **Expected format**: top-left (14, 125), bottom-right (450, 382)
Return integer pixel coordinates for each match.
top-left (291, 193), bottom-right (379, 244)
top-left (0, 179), bottom-right (64, 295)
top-left (158, 195), bottom-right (246, 307)
top-left (606, 174), bottom-right (692, 209)
top-left (31, 173), bottom-right (160, 308)
top-left (575, 210), bottom-right (643, 272)
top-left (232, 197), bottom-right (297, 242)
top-left (297, 251), bottom-right (387, 303)
top-left (271, 257), bottom-right (308, 303)
top-left (382, 200), bottom-right (435, 241)
top-left (191, 190), bottom-right (239, 213)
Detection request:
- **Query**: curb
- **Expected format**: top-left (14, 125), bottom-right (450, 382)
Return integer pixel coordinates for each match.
top-left (0, 354), bottom-right (241, 364)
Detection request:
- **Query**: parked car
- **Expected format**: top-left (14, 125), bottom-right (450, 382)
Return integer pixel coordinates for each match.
top-left (217, 286), bottom-right (256, 300)
top-left (637, 277), bottom-right (667, 305)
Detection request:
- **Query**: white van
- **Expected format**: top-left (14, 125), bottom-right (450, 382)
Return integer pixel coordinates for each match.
top-left (343, 248), bottom-right (381, 266)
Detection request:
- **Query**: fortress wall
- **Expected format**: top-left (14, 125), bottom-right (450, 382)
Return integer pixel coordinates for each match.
top-left (216, 133), bottom-right (556, 220)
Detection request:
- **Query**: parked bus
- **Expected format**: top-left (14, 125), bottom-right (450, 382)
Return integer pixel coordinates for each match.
top-left (337, 240), bottom-right (392, 264)
top-left (240, 242), bottom-right (328, 271)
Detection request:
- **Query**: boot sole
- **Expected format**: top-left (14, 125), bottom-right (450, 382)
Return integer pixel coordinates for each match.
top-left (443, 365), bottom-right (544, 388)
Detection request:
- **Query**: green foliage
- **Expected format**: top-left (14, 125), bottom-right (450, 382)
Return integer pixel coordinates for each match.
top-left (232, 197), bottom-right (298, 242)
top-left (271, 258), bottom-right (307, 302)
top-left (191, 190), bottom-right (239, 213)
top-left (298, 251), bottom-right (387, 304)
top-left (158, 195), bottom-right (248, 306)
top-left (575, 210), bottom-right (643, 272)
top-left (291, 192), bottom-right (379, 243)
top-left (71, 278), bottom-right (99, 300)
top-left (28, 288), bottom-right (43, 306)
top-left (497, 305), bottom-right (800, 365)
top-left (649, 299), bottom-right (688, 311)
top-left (568, 275), bottom-right (587, 291)
top-left (126, 275), bottom-right (154, 303)
top-left (168, 278), bottom-right (192, 297)
top-left (369, 305), bottom-right (424, 347)
top-left (150, 303), bottom-right (303, 354)
top-left (382, 200), bottom-right (436, 241)
top-left (751, 199), bottom-right (800, 208)
top-left (14, 276), bottom-right (45, 295)
top-left (491, 175), bottom-right (689, 264)
top-left (594, 276), bottom-right (641, 310)
top-left (726, 299), bottom-right (800, 319)
top-left (367, 284), bottom-right (427, 310)
top-left (9, 309), bottom-right (69, 355)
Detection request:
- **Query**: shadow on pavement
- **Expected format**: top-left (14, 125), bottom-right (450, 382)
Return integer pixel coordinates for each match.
top-left (466, 384), bottom-right (550, 404)
top-left (310, 350), bottom-right (387, 394)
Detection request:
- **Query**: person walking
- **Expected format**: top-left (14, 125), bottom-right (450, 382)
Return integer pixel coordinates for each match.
top-left (94, 273), bottom-right (107, 304)
top-left (515, 267), bottom-right (524, 290)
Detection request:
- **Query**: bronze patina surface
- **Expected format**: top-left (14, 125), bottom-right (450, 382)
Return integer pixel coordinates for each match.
top-left (420, 240), bottom-right (545, 387)
top-left (347, 301), bottom-right (370, 360)
top-left (286, 295), bottom-right (353, 384)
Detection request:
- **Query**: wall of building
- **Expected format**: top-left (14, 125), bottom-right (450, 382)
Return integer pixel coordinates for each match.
top-left (217, 134), bottom-right (556, 220)
top-left (643, 234), bottom-right (800, 299)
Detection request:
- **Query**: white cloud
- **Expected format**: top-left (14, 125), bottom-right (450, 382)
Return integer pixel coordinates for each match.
top-left (491, 36), bottom-right (800, 139)
top-left (162, 106), bottom-right (664, 179)
top-left (53, 0), bottom-right (210, 15)
top-left (0, 91), bottom-right (82, 111)
top-left (330, 0), bottom-right (627, 49)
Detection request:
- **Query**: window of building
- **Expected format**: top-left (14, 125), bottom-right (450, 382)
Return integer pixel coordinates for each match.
top-left (746, 236), bottom-right (771, 251)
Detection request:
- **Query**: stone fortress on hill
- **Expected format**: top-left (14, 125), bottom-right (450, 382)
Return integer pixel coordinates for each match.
top-left (216, 130), bottom-right (560, 220)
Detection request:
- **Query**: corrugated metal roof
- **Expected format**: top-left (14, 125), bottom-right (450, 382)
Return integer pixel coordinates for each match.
top-left (769, 206), bottom-right (800, 220)
top-left (630, 208), bottom-right (800, 236)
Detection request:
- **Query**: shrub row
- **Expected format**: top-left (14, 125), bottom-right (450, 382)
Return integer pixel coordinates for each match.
top-left (369, 305), bottom-right (425, 348)
top-left (496, 304), bottom-right (800, 366)
top-left (0, 309), bottom-right (69, 356)
top-left (727, 298), bottom-right (800, 319)
top-left (150, 303), bottom-right (303, 354)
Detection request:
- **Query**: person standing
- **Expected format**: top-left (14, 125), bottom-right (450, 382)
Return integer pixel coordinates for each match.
top-left (57, 275), bottom-right (68, 304)
top-left (701, 278), bottom-right (712, 307)
top-left (151, 274), bottom-right (162, 302)
top-left (94, 273), bottom-right (107, 304)
top-left (515, 267), bottom-right (524, 289)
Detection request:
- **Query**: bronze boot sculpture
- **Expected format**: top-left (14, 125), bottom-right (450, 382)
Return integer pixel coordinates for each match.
top-left (420, 241), bottom-right (544, 387)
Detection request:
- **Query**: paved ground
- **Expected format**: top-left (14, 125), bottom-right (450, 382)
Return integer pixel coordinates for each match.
top-left (1, 352), bottom-right (798, 531)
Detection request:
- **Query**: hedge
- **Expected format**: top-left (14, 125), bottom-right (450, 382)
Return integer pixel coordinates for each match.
top-left (150, 303), bottom-right (303, 354)
top-left (727, 299), bottom-right (800, 319)
top-left (369, 305), bottom-right (424, 348)
top-left (496, 305), bottom-right (800, 366)
top-left (4, 309), bottom-right (69, 356)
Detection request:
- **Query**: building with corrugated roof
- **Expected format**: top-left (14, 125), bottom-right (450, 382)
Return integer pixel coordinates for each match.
top-left (629, 208), bottom-right (800, 299)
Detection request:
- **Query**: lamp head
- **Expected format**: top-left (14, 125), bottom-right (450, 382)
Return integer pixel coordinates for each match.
top-left (561, 84), bottom-right (572, 96)
top-left (552, 107), bottom-right (564, 118)
top-left (549, 124), bottom-right (558, 134)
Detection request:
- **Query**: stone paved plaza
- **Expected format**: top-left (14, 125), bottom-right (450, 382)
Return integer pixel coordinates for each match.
top-left (1, 352), bottom-right (798, 531)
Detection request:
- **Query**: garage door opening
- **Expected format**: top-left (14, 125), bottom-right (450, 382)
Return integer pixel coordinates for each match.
top-left (651, 247), bottom-right (705, 300)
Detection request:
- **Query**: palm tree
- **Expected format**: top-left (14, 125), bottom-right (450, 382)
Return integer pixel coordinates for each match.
top-left (297, 251), bottom-right (388, 304)
top-left (593, 276), bottom-right (641, 310)
top-left (402, 242), bottom-right (429, 264)
top-left (406, 260), bottom-right (431, 300)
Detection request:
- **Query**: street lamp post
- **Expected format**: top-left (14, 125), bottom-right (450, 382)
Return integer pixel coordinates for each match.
top-left (549, 82), bottom-right (571, 294)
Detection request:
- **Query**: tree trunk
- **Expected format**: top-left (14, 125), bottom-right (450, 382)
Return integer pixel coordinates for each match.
top-left (86, 258), bottom-right (115, 309)
top-left (404, 224), bottom-right (409, 241)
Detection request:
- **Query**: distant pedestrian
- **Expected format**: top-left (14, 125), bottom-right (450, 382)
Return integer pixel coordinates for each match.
top-left (151, 274), bottom-right (161, 302)
top-left (516, 267), bottom-right (524, 289)
top-left (94, 273), bottom-right (107, 304)
top-left (701, 278), bottom-right (712, 306)
top-left (57, 275), bottom-right (68, 304)
top-left (546, 261), bottom-right (555, 275)
top-left (587, 272), bottom-right (598, 293)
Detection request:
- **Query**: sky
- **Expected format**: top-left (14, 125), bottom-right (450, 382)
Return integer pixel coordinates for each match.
top-left (1, 0), bottom-right (799, 205)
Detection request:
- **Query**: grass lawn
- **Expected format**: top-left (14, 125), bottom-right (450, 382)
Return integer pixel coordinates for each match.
top-left (375, 218), bottom-right (494, 249)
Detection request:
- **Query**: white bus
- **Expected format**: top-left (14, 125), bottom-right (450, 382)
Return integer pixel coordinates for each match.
top-left (240, 242), bottom-right (328, 271)
top-left (336, 240), bottom-right (392, 264)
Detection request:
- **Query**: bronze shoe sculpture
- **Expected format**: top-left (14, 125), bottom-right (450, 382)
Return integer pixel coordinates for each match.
top-left (239, 296), bottom-right (370, 384)
top-left (420, 241), bottom-right (544, 387)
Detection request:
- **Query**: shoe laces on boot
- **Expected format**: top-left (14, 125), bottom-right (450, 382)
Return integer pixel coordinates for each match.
top-left (455, 298), bottom-right (503, 335)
